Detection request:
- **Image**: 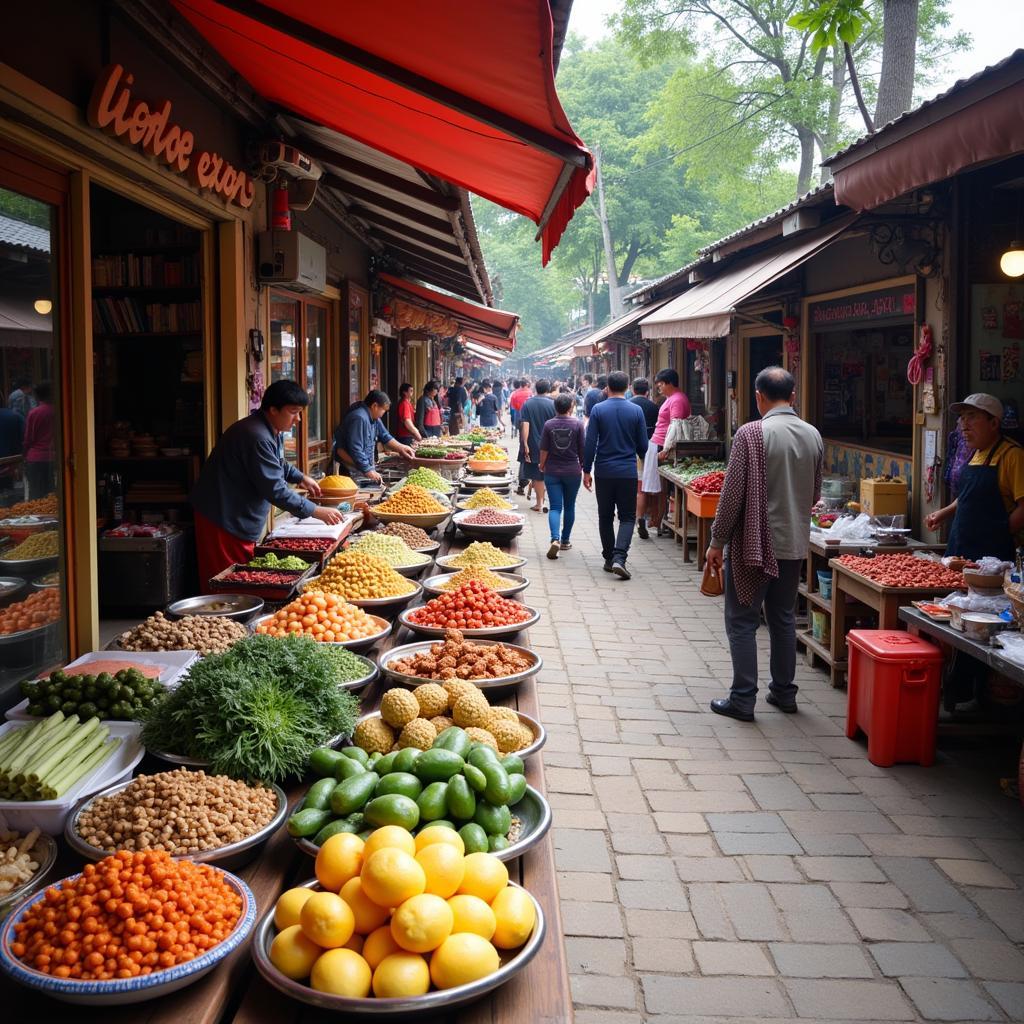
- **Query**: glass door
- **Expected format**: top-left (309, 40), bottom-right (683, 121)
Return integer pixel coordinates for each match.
top-left (269, 293), bottom-right (301, 468)
top-left (347, 284), bottom-right (367, 406)
top-left (305, 303), bottom-right (328, 475)
top-left (0, 182), bottom-right (68, 696)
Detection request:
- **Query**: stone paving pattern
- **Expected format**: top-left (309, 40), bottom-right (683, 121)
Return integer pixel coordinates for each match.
top-left (509, 476), bottom-right (1024, 1023)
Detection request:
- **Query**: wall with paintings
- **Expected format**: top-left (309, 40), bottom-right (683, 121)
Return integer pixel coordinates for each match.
top-left (823, 440), bottom-right (913, 497)
top-left (969, 283), bottom-right (1023, 429)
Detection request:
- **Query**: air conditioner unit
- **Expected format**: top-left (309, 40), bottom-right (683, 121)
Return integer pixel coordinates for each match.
top-left (257, 230), bottom-right (326, 292)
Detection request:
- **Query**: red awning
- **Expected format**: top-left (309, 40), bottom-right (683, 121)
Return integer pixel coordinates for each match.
top-left (171, 0), bottom-right (593, 263)
top-left (380, 273), bottom-right (518, 352)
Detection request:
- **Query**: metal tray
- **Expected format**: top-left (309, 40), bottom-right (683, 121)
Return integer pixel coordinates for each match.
top-left (250, 877), bottom-right (544, 1017)
top-left (166, 593), bottom-right (265, 622)
top-left (378, 640), bottom-right (542, 697)
top-left (435, 552), bottom-right (527, 573)
top-left (64, 777), bottom-right (288, 872)
top-left (250, 612), bottom-right (392, 654)
top-left (398, 606), bottom-right (540, 640)
top-left (420, 572), bottom-right (530, 598)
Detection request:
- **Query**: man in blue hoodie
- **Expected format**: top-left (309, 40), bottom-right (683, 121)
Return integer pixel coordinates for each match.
top-left (582, 371), bottom-right (650, 579)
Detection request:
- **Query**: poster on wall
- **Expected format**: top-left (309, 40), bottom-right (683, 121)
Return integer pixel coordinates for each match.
top-left (970, 284), bottom-right (1024, 394)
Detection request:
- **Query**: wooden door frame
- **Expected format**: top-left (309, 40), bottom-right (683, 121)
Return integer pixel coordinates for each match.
top-left (344, 281), bottom-right (370, 410)
top-left (737, 322), bottom-right (784, 427)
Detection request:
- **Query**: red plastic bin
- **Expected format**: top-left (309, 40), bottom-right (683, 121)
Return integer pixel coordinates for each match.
top-left (845, 630), bottom-right (944, 767)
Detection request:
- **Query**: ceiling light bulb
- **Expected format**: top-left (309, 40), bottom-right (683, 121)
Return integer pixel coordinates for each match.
top-left (1001, 242), bottom-right (1024, 278)
top-left (33, 299), bottom-right (52, 315)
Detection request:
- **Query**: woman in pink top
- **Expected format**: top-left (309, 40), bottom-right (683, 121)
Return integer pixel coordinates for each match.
top-left (638, 368), bottom-right (690, 538)
top-left (23, 379), bottom-right (55, 499)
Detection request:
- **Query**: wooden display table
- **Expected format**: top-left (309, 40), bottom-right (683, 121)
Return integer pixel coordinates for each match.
top-left (826, 557), bottom-right (962, 689)
top-left (0, 532), bottom-right (572, 1024)
top-left (659, 469), bottom-right (687, 548)
top-left (658, 468), bottom-right (720, 571)
top-left (797, 537), bottom-right (944, 679)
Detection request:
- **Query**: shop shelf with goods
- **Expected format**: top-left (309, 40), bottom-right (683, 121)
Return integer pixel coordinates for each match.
top-left (796, 535), bottom-right (944, 683)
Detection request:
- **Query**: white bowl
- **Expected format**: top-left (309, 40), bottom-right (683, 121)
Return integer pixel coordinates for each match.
top-left (0, 866), bottom-right (256, 1004)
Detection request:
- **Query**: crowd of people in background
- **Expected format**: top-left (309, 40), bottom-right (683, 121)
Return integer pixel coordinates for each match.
top-left (0, 376), bottom-right (56, 502)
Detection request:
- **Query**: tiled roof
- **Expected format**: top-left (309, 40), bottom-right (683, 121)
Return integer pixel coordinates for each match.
top-left (0, 214), bottom-right (49, 254)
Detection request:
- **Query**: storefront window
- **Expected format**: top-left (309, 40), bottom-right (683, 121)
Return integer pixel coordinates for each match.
top-left (0, 185), bottom-right (67, 693)
top-left (305, 304), bottom-right (328, 475)
top-left (270, 294), bottom-right (301, 466)
top-left (348, 285), bottom-right (367, 405)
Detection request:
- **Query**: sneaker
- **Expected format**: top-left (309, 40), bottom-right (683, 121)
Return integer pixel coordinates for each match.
top-left (637, 518), bottom-right (649, 540)
top-left (547, 540), bottom-right (560, 560)
top-left (611, 561), bottom-right (631, 580)
top-left (602, 561), bottom-right (614, 573)
top-left (559, 541), bottom-right (572, 550)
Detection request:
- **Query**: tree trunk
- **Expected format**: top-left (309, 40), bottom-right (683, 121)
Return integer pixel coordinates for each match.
top-left (821, 46), bottom-right (847, 181)
top-left (796, 127), bottom-right (816, 196)
top-left (593, 146), bottom-right (624, 319)
top-left (875, 0), bottom-right (919, 126)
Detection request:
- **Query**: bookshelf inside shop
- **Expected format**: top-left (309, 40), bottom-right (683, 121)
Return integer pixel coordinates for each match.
top-left (90, 185), bottom-right (206, 521)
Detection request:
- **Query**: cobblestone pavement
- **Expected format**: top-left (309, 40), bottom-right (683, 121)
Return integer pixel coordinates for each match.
top-left (509, 474), bottom-right (1024, 1024)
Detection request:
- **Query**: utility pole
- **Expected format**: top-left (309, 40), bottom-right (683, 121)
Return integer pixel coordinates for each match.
top-left (593, 146), bottom-right (624, 319)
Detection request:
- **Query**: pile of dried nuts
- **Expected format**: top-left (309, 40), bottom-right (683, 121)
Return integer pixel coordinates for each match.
top-left (388, 627), bottom-right (534, 680)
top-left (381, 521), bottom-right (432, 547)
top-left (119, 612), bottom-right (247, 655)
top-left (74, 768), bottom-right (279, 854)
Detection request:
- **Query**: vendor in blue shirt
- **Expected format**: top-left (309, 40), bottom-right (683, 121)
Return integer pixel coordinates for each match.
top-left (333, 389), bottom-right (416, 484)
top-left (191, 379), bottom-right (342, 589)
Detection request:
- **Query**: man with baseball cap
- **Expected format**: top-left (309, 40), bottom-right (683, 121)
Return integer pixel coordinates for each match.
top-left (925, 393), bottom-right (1024, 561)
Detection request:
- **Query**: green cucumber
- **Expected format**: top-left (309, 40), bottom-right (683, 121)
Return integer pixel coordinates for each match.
top-left (334, 756), bottom-right (366, 781)
top-left (507, 773), bottom-right (528, 806)
top-left (420, 818), bottom-right (456, 830)
top-left (500, 754), bottom-right (524, 776)
top-left (374, 751), bottom-right (399, 775)
top-left (414, 748), bottom-right (465, 782)
top-left (488, 834), bottom-right (511, 852)
top-left (341, 746), bottom-right (370, 766)
top-left (467, 745), bottom-right (501, 770)
top-left (393, 748), bottom-right (421, 774)
top-left (367, 752), bottom-right (382, 767)
top-left (446, 774), bottom-right (476, 821)
top-left (363, 793), bottom-right (420, 831)
top-left (330, 772), bottom-right (379, 815)
top-left (433, 726), bottom-right (472, 759)
top-left (309, 747), bottom-right (347, 777)
top-left (375, 771), bottom-right (423, 800)
top-left (473, 800), bottom-right (511, 837)
top-left (458, 822), bottom-right (489, 854)
top-left (300, 777), bottom-right (337, 812)
top-left (286, 807), bottom-right (332, 838)
top-left (312, 815), bottom-right (364, 846)
top-left (462, 763), bottom-right (487, 794)
top-left (417, 781), bottom-right (449, 821)
top-left (481, 761), bottom-right (511, 806)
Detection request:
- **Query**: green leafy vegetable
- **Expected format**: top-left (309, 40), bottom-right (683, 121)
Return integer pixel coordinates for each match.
top-left (140, 635), bottom-right (360, 782)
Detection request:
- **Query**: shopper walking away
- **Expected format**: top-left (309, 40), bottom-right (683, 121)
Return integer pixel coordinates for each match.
top-left (519, 380), bottom-right (557, 512)
top-left (638, 368), bottom-right (690, 539)
top-left (539, 392), bottom-right (585, 559)
top-left (582, 371), bottom-right (649, 580)
top-left (705, 366), bottom-right (823, 721)
top-left (584, 375), bottom-right (607, 422)
top-left (415, 382), bottom-right (443, 438)
top-left (447, 376), bottom-right (467, 436)
top-left (926, 393), bottom-right (1023, 560)
top-left (395, 382), bottom-right (421, 446)
top-left (630, 378), bottom-right (658, 439)
top-left (477, 381), bottom-right (503, 429)
top-left (509, 379), bottom-right (531, 491)
top-left (22, 380), bottom-right (55, 500)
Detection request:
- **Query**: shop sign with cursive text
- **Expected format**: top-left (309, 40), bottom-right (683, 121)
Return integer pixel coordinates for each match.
top-left (87, 64), bottom-right (255, 209)
top-left (809, 283), bottom-right (916, 329)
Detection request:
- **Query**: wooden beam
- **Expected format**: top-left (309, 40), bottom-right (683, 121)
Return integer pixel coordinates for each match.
top-left (323, 175), bottom-right (453, 233)
top-left (212, 0), bottom-right (589, 168)
top-left (379, 234), bottom-right (475, 273)
top-left (295, 137), bottom-right (460, 211)
top-left (347, 206), bottom-right (463, 256)
top-left (391, 259), bottom-right (482, 299)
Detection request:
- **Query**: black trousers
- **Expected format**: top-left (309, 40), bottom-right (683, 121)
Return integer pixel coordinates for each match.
top-left (595, 475), bottom-right (637, 563)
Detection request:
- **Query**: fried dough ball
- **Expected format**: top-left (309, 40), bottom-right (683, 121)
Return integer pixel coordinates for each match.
top-left (353, 717), bottom-right (395, 756)
top-left (413, 682), bottom-right (449, 718)
top-left (464, 727), bottom-right (498, 751)
top-left (397, 718), bottom-right (436, 750)
top-left (380, 688), bottom-right (420, 728)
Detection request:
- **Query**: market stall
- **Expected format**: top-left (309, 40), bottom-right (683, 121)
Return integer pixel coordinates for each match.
top-left (0, 474), bottom-right (572, 1020)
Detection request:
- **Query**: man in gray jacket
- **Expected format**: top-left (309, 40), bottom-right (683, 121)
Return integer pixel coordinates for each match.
top-left (705, 367), bottom-right (823, 720)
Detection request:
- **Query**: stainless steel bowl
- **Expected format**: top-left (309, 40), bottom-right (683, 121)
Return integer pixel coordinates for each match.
top-left (393, 557), bottom-right (434, 579)
top-left (412, 539), bottom-right (442, 556)
top-left (0, 576), bottom-right (26, 608)
top-left (435, 553), bottom-right (527, 573)
top-left (454, 501), bottom-right (518, 514)
top-left (64, 778), bottom-right (288, 872)
top-left (398, 606), bottom-right (540, 641)
top-left (301, 577), bottom-right (423, 618)
top-left (373, 510), bottom-right (452, 529)
top-left (0, 833), bottom-right (58, 922)
top-left (251, 612), bottom-right (392, 653)
top-left (166, 593), bottom-right (265, 622)
top-left (378, 640), bottom-right (542, 698)
top-left (420, 572), bottom-right (530, 598)
top-left (339, 653), bottom-right (379, 692)
top-left (251, 878), bottom-right (545, 1016)
top-left (0, 554), bottom-right (58, 579)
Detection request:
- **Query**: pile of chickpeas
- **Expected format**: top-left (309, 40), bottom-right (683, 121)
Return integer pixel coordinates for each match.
top-left (75, 768), bottom-right (279, 855)
top-left (119, 612), bottom-right (247, 655)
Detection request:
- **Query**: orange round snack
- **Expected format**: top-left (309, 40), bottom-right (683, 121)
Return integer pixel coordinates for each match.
top-left (10, 850), bottom-right (243, 981)
top-left (255, 590), bottom-right (382, 643)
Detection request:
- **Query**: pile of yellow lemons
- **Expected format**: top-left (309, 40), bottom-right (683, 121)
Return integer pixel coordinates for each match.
top-left (269, 825), bottom-right (537, 999)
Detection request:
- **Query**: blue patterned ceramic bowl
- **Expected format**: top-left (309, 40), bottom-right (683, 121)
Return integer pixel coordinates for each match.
top-left (0, 865), bottom-right (256, 1004)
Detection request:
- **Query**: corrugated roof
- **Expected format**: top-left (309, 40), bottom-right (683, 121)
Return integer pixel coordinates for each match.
top-left (823, 48), bottom-right (1024, 166)
top-left (0, 214), bottom-right (49, 254)
top-left (625, 182), bottom-right (835, 302)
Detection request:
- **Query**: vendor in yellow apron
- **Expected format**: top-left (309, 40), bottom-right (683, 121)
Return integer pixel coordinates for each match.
top-left (926, 394), bottom-right (1023, 562)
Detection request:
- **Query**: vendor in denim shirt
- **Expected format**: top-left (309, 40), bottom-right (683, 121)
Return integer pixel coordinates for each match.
top-left (334, 389), bottom-right (416, 484)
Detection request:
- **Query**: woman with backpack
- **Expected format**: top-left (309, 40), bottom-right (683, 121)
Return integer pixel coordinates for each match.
top-left (538, 392), bottom-right (585, 560)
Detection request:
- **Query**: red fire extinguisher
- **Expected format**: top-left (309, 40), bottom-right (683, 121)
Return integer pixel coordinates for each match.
top-left (272, 183), bottom-right (291, 231)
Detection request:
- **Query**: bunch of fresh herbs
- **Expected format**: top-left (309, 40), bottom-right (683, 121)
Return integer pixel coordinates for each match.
top-left (140, 634), bottom-right (361, 782)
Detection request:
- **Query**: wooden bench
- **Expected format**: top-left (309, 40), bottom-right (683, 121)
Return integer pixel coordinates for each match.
top-left (0, 527), bottom-right (572, 1024)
